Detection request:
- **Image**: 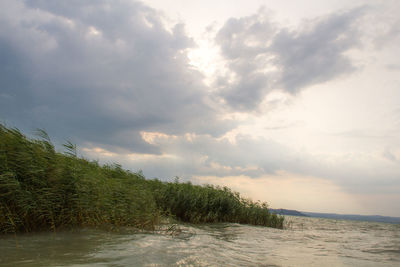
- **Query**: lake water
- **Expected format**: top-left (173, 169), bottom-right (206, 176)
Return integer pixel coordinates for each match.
top-left (1, 216), bottom-right (399, 266)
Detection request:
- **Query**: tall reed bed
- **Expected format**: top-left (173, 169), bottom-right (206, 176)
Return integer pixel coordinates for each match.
top-left (0, 125), bottom-right (283, 234)
top-left (150, 179), bottom-right (283, 228)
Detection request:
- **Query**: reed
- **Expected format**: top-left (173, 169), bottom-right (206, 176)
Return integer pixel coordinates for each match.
top-left (0, 124), bottom-right (283, 234)
top-left (151, 180), bottom-right (284, 228)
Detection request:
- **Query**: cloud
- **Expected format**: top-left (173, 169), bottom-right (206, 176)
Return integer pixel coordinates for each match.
top-left (271, 8), bottom-right (364, 92)
top-left (215, 7), bottom-right (365, 110)
top-left (386, 64), bottom-right (400, 71)
top-left (0, 0), bottom-right (233, 153)
top-left (81, 131), bottom-right (400, 198)
top-left (383, 148), bottom-right (397, 162)
top-left (361, 1), bottom-right (400, 49)
top-left (193, 173), bottom-right (368, 214)
top-left (215, 8), bottom-right (278, 110)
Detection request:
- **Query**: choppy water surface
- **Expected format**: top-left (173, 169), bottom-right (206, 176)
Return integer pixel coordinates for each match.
top-left (1, 216), bottom-right (399, 266)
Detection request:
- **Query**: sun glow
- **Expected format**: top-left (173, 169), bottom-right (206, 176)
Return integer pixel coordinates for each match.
top-left (187, 39), bottom-right (224, 86)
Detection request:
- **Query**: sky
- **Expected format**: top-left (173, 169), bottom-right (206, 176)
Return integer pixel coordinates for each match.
top-left (1, 0), bottom-right (400, 216)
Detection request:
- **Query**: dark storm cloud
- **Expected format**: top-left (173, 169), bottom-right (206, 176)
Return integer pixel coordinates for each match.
top-left (0, 0), bottom-right (233, 153)
top-left (215, 9), bottom-right (276, 110)
top-left (216, 7), bottom-right (365, 110)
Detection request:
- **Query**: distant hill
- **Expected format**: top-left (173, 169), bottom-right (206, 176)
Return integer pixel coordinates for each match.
top-left (270, 208), bottom-right (400, 224)
top-left (301, 212), bottom-right (400, 224)
top-left (270, 209), bottom-right (308, 217)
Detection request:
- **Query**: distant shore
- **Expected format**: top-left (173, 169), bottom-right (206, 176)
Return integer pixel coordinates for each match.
top-left (271, 208), bottom-right (400, 224)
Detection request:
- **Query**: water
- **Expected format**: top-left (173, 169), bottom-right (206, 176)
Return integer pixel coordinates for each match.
top-left (1, 216), bottom-right (399, 266)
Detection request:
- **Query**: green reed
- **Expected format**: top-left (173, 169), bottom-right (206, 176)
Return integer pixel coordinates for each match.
top-left (150, 179), bottom-right (284, 228)
top-left (0, 124), bottom-right (283, 234)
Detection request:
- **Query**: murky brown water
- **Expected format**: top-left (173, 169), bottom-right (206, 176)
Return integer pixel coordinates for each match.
top-left (1, 216), bottom-right (399, 266)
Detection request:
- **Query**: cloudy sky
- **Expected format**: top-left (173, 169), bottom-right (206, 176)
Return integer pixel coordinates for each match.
top-left (1, 0), bottom-right (400, 216)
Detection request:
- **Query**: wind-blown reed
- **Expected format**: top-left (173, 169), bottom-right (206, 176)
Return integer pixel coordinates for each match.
top-left (0, 125), bottom-right (284, 234)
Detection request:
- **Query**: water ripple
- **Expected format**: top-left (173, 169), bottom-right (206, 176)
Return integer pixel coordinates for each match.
top-left (0, 217), bottom-right (400, 266)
